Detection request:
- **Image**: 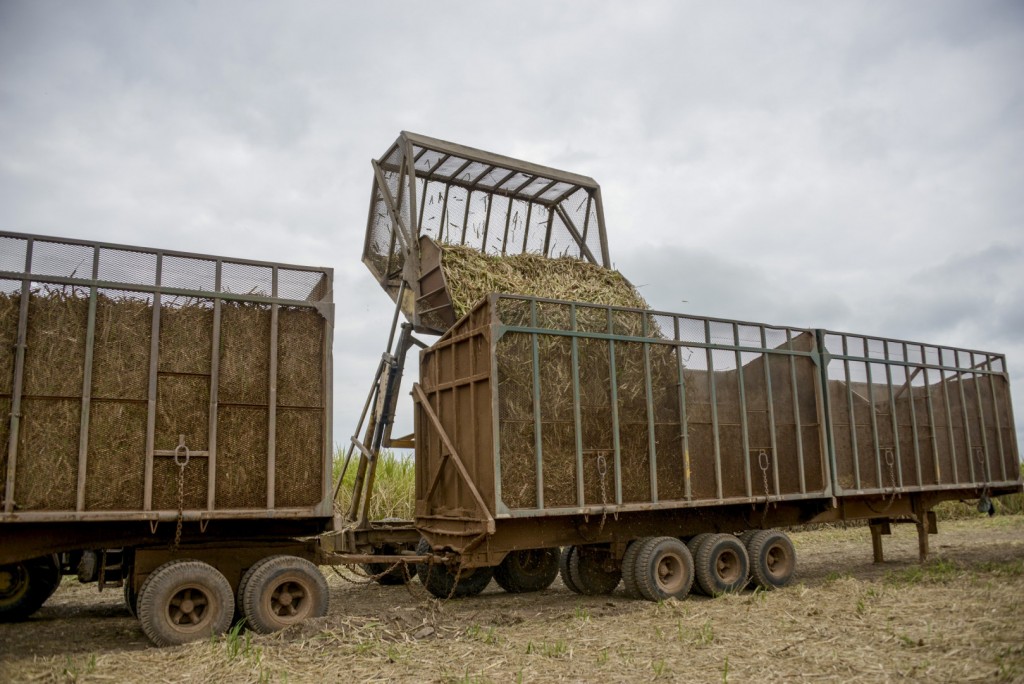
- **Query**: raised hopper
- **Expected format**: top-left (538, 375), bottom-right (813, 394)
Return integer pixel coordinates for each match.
top-left (362, 132), bottom-right (611, 334)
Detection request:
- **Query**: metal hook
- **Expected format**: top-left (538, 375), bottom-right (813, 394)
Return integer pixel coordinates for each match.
top-left (174, 434), bottom-right (190, 467)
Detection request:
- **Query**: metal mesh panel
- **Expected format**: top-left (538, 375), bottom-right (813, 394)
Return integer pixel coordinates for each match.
top-left (0, 236), bottom-right (28, 273)
top-left (152, 455), bottom-right (207, 510)
top-left (32, 240), bottom-right (94, 280)
top-left (365, 187), bottom-right (396, 278)
top-left (497, 332), bottom-right (537, 509)
top-left (155, 374), bottom-right (209, 451)
top-left (97, 248), bottom-right (157, 286)
top-left (85, 399), bottom-right (146, 510)
top-left (277, 307), bottom-right (324, 408)
top-left (162, 255), bottom-right (217, 292)
top-left (216, 406), bottom-right (267, 509)
top-left (0, 396), bottom-right (9, 502)
top-left (275, 408), bottom-right (323, 507)
top-left (218, 302), bottom-right (271, 405)
top-left (0, 280), bottom-right (20, 396)
top-left (14, 397), bottom-right (78, 510)
top-left (92, 289), bottom-right (152, 400)
top-left (222, 262), bottom-right (273, 297)
top-left (277, 269), bottom-right (326, 301)
top-left (23, 286), bottom-right (89, 396)
top-left (159, 297), bottom-right (213, 374)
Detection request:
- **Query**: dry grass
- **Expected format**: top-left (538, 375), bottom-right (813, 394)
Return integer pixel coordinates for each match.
top-left (3, 516), bottom-right (1023, 683)
top-left (440, 245), bottom-right (648, 319)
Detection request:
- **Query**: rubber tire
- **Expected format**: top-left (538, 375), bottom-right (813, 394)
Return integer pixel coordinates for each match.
top-left (685, 534), bottom-right (715, 596)
top-left (237, 556), bottom-right (275, 615)
top-left (694, 534), bottom-right (750, 596)
top-left (737, 530), bottom-right (758, 548)
top-left (633, 537), bottom-right (695, 601)
top-left (747, 529), bottom-right (796, 590)
top-left (568, 545), bottom-right (621, 595)
top-left (415, 539), bottom-right (493, 599)
top-left (137, 559), bottom-right (234, 646)
top-left (559, 546), bottom-right (584, 594)
top-left (621, 539), bottom-right (647, 599)
top-left (0, 555), bottom-right (61, 622)
top-left (494, 548), bottom-right (559, 593)
top-left (241, 555), bottom-right (329, 634)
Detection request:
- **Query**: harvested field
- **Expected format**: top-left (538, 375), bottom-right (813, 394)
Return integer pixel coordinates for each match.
top-left (3, 515), bottom-right (1023, 683)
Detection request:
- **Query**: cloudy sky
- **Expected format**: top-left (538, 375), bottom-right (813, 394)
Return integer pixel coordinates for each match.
top-left (1, 1), bottom-right (1022, 451)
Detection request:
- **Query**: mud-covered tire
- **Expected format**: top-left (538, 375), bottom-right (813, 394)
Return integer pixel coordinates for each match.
top-left (137, 559), bottom-right (234, 646)
top-left (737, 530), bottom-right (759, 547)
top-left (241, 555), bottom-right (329, 634)
top-left (559, 546), bottom-right (584, 594)
top-left (694, 534), bottom-right (749, 596)
top-left (0, 555), bottom-right (61, 622)
top-left (685, 534), bottom-right (715, 595)
top-left (494, 548), bottom-right (559, 593)
top-left (633, 537), bottom-right (694, 601)
top-left (568, 545), bottom-right (621, 595)
top-left (415, 539), bottom-right (493, 599)
top-left (621, 539), bottom-right (646, 599)
top-left (747, 529), bottom-right (796, 589)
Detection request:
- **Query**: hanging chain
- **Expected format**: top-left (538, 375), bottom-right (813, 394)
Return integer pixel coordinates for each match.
top-left (874, 448), bottom-right (899, 513)
top-left (597, 453), bottom-right (609, 535)
top-left (171, 438), bottom-right (189, 552)
top-left (975, 447), bottom-right (993, 515)
top-left (759, 450), bottom-right (772, 527)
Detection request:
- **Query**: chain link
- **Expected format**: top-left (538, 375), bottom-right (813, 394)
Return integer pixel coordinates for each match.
top-left (597, 453), bottom-right (609, 535)
top-left (759, 450), bottom-right (771, 527)
top-left (171, 440), bottom-right (189, 552)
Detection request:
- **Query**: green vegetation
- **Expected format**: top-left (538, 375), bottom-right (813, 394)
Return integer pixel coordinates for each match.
top-left (333, 447), bottom-right (415, 520)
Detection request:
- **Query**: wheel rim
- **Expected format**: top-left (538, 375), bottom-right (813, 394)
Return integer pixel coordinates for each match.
top-left (0, 564), bottom-right (29, 605)
top-left (262, 576), bottom-right (312, 625)
top-left (655, 554), bottom-right (686, 594)
top-left (765, 543), bottom-right (793, 579)
top-left (166, 584), bottom-right (217, 632)
top-left (715, 549), bottom-right (741, 583)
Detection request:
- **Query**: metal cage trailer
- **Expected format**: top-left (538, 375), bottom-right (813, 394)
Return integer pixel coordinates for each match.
top-left (0, 230), bottom-right (339, 645)
top-left (396, 293), bottom-right (1021, 601)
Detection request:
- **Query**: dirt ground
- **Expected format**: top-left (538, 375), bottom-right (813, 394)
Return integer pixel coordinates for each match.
top-left (2, 515), bottom-right (1023, 683)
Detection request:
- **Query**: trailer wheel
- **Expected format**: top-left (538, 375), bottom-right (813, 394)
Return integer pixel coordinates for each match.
top-left (568, 545), bottom-right (621, 595)
top-left (494, 548), bottom-right (559, 593)
top-left (559, 546), bottom-right (584, 594)
top-left (240, 556), bottom-right (329, 634)
top-left (685, 534), bottom-right (714, 595)
top-left (632, 537), bottom-right (694, 601)
top-left (747, 530), bottom-right (796, 590)
top-left (620, 539), bottom-right (646, 599)
top-left (0, 555), bottom-right (61, 622)
top-left (415, 539), bottom-right (493, 599)
top-left (694, 534), bottom-right (749, 596)
top-left (137, 559), bottom-right (234, 646)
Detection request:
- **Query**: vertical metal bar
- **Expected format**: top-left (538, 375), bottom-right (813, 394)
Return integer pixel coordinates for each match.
top-left (460, 190), bottom-right (472, 245)
top-left (500, 196), bottom-right (514, 256)
top-left (4, 238), bottom-right (33, 513)
top-left (76, 246), bottom-right (100, 511)
top-left (207, 260), bottom-right (222, 511)
top-left (608, 308), bottom-right (623, 505)
top-left (267, 267), bottom-right (279, 509)
top-left (920, 361), bottom-right (941, 483)
top-left (417, 174), bottom-right (429, 233)
top-left (883, 341), bottom-right (903, 488)
top-left (902, 343), bottom-right (922, 488)
top-left (706, 319), bottom-right (722, 500)
top-left (733, 323), bottom-right (752, 497)
top-left (972, 356), bottom-right (992, 483)
top-left (521, 201), bottom-right (534, 255)
top-left (439, 183), bottom-right (451, 244)
top-left (530, 300), bottom-right (543, 509)
top-left (570, 305), bottom-right (584, 507)
top-left (761, 328), bottom-right (781, 495)
top-left (592, 188), bottom-right (611, 268)
top-left (788, 330), bottom-right (806, 493)
top-left (986, 359), bottom-right (1007, 481)
top-left (642, 316), bottom-right (658, 503)
top-left (864, 341), bottom-right (883, 490)
top-left (581, 194), bottom-right (593, 246)
top-left (954, 353), bottom-right (975, 483)
top-left (542, 207), bottom-right (554, 258)
top-left (143, 253), bottom-right (163, 511)
top-left (938, 365), bottom-right (959, 485)
top-left (842, 336), bottom-right (861, 490)
top-left (674, 318), bottom-right (691, 500)
top-left (481, 193), bottom-right (494, 250)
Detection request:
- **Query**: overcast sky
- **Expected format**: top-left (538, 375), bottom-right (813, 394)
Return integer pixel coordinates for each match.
top-left (1, 1), bottom-right (1022, 453)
